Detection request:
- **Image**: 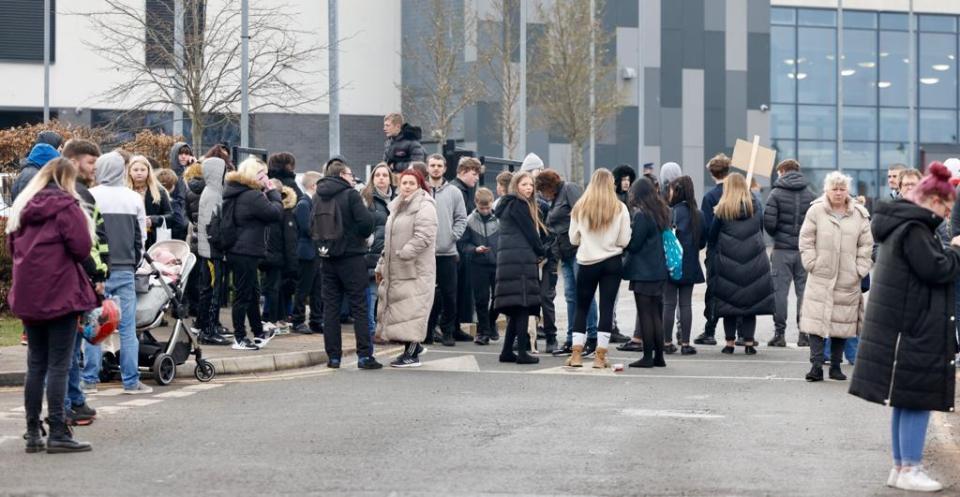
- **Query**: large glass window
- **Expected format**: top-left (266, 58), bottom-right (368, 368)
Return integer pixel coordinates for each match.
top-left (772, 139), bottom-right (797, 162)
top-left (919, 109), bottom-right (958, 143)
top-left (880, 142), bottom-right (909, 167)
top-left (918, 33), bottom-right (957, 109)
top-left (772, 7), bottom-right (796, 26)
top-left (919, 15), bottom-right (957, 33)
top-left (841, 141), bottom-right (877, 169)
top-left (880, 108), bottom-right (909, 142)
top-left (879, 31), bottom-right (910, 107)
top-left (799, 141), bottom-right (837, 169)
top-left (771, 26), bottom-right (796, 103)
top-left (843, 106), bottom-right (877, 141)
top-left (771, 104), bottom-right (796, 139)
top-left (798, 105), bottom-right (837, 140)
top-left (842, 29), bottom-right (877, 106)
top-left (799, 9), bottom-right (836, 27)
top-left (844, 11), bottom-right (877, 30)
top-left (798, 27), bottom-right (837, 104)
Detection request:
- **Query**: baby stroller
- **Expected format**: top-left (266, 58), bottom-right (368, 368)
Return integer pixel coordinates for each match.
top-left (100, 240), bottom-right (216, 385)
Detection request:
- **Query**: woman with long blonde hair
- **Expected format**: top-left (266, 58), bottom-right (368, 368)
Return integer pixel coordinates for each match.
top-left (706, 172), bottom-right (774, 355)
top-left (566, 168), bottom-right (632, 368)
top-left (8, 157), bottom-right (98, 453)
top-left (126, 155), bottom-right (175, 248)
top-left (492, 171), bottom-right (546, 365)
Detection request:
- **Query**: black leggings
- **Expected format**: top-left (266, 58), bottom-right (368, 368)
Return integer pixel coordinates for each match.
top-left (24, 313), bottom-right (79, 426)
top-left (663, 282), bottom-right (694, 344)
top-left (501, 307), bottom-right (532, 356)
top-left (634, 293), bottom-right (664, 356)
top-left (572, 256), bottom-right (622, 334)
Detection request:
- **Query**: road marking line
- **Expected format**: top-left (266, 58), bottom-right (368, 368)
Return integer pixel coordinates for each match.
top-left (0, 435), bottom-right (19, 446)
top-left (10, 406), bottom-right (24, 413)
top-left (118, 398), bottom-right (164, 407)
top-left (424, 349), bottom-right (809, 364)
top-left (153, 390), bottom-right (198, 399)
top-left (418, 355), bottom-right (481, 372)
top-left (97, 405), bottom-right (131, 414)
top-left (621, 408), bottom-right (724, 419)
top-left (90, 388), bottom-right (126, 397)
top-left (182, 383), bottom-right (225, 391)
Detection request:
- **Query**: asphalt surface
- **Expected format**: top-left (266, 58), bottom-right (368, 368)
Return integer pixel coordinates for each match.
top-left (0, 284), bottom-right (957, 497)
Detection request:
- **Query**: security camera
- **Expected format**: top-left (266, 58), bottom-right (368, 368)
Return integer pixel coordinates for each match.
top-left (760, 104), bottom-right (769, 112)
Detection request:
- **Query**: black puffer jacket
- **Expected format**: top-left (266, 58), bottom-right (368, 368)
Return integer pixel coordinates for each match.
top-left (622, 210), bottom-right (667, 282)
top-left (268, 166), bottom-right (303, 200)
top-left (493, 195), bottom-right (545, 312)
top-left (763, 171), bottom-right (816, 250)
top-left (222, 172), bottom-right (284, 258)
top-left (383, 123), bottom-right (426, 173)
top-left (183, 163), bottom-right (205, 253)
top-left (314, 176), bottom-right (375, 258)
top-left (450, 177), bottom-right (476, 216)
top-left (849, 200), bottom-right (960, 413)
top-left (264, 187), bottom-right (299, 272)
top-left (366, 189), bottom-right (392, 277)
top-left (671, 201), bottom-right (707, 285)
top-left (707, 200), bottom-right (775, 317)
top-left (545, 181), bottom-right (583, 260)
top-left (143, 188), bottom-right (178, 249)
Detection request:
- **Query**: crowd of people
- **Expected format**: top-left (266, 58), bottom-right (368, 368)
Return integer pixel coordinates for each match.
top-left (5, 115), bottom-right (960, 493)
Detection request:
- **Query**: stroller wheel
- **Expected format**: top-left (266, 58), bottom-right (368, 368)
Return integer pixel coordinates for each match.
top-left (195, 360), bottom-right (216, 382)
top-left (152, 353), bottom-right (176, 386)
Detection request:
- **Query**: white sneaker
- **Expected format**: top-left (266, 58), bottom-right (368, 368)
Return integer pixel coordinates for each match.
top-left (122, 382), bottom-right (154, 395)
top-left (887, 468), bottom-right (901, 487)
top-left (896, 465), bottom-right (943, 492)
top-left (232, 337), bottom-right (260, 351)
top-left (253, 328), bottom-right (277, 348)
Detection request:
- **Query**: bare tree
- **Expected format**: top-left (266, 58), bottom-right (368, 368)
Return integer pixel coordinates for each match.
top-left (401, 0), bottom-right (485, 149)
top-left (529, 0), bottom-right (622, 184)
top-left (80, 0), bottom-right (324, 150)
top-left (478, 0), bottom-right (522, 160)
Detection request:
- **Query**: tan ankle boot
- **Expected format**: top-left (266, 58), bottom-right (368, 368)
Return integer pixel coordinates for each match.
top-left (593, 347), bottom-right (609, 369)
top-left (565, 344), bottom-right (583, 367)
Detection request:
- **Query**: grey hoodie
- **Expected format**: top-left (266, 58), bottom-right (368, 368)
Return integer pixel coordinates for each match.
top-left (197, 158), bottom-right (226, 258)
top-left (169, 141), bottom-right (191, 176)
top-left (430, 180), bottom-right (467, 256)
top-left (90, 152), bottom-right (147, 270)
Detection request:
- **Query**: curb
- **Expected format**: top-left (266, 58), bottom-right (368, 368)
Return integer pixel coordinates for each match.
top-left (0, 346), bottom-right (349, 387)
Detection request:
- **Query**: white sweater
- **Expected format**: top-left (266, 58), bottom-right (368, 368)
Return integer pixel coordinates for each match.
top-left (569, 202), bottom-right (632, 265)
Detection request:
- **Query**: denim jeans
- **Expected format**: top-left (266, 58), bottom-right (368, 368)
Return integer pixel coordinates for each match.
top-left (366, 281), bottom-right (377, 353)
top-left (892, 408), bottom-right (931, 466)
top-left (560, 256), bottom-right (597, 345)
top-left (823, 336), bottom-right (859, 365)
top-left (83, 270), bottom-right (140, 389)
top-left (65, 332), bottom-right (85, 410)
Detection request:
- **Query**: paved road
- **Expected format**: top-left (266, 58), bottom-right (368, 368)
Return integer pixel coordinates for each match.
top-left (0, 284), bottom-right (957, 497)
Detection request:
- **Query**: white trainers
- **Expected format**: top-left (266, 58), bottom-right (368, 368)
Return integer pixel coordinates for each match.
top-left (122, 382), bottom-right (154, 395)
top-left (232, 337), bottom-right (260, 351)
top-left (887, 468), bottom-right (901, 487)
top-left (896, 465), bottom-right (943, 492)
top-left (253, 328), bottom-right (277, 348)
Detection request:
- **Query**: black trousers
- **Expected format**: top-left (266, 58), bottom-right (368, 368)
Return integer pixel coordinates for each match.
top-left (229, 254), bottom-right (265, 340)
top-left (292, 258), bottom-right (322, 329)
top-left (663, 282), bottom-right (694, 344)
top-left (470, 264), bottom-right (499, 337)
top-left (322, 255), bottom-right (372, 359)
top-left (723, 315), bottom-right (756, 343)
top-left (456, 255), bottom-right (474, 325)
top-left (809, 335), bottom-right (847, 366)
top-left (539, 257), bottom-right (558, 339)
top-left (428, 255), bottom-right (459, 338)
top-left (196, 257), bottom-right (224, 332)
top-left (501, 307), bottom-right (532, 356)
top-left (261, 266), bottom-right (283, 323)
top-left (186, 259), bottom-right (201, 316)
top-left (24, 313), bottom-right (78, 426)
top-left (635, 293), bottom-right (664, 357)
top-left (703, 256), bottom-right (719, 336)
top-left (573, 256), bottom-right (621, 334)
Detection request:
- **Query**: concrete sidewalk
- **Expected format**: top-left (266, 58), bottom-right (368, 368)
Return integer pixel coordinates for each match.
top-left (0, 310), bottom-right (364, 386)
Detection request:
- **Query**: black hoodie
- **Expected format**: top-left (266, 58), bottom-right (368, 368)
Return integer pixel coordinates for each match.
top-left (763, 171), bottom-right (816, 250)
top-left (383, 123), bottom-right (426, 173)
top-left (850, 199), bottom-right (960, 412)
top-left (222, 171), bottom-right (283, 258)
top-left (314, 176), bottom-right (375, 258)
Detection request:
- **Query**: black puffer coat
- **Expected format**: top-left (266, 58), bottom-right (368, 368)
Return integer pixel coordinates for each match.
top-left (707, 199), bottom-right (774, 317)
top-left (763, 171), bottom-right (816, 250)
top-left (222, 172), bottom-right (284, 259)
top-left (671, 201), bottom-right (707, 285)
top-left (493, 195), bottom-right (545, 312)
top-left (366, 189), bottom-right (392, 278)
top-left (264, 187), bottom-right (298, 272)
top-left (383, 123), bottom-right (426, 173)
top-left (849, 200), bottom-right (960, 413)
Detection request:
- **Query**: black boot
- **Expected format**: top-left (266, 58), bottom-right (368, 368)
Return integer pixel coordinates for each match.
top-left (797, 333), bottom-right (810, 347)
top-left (653, 338), bottom-right (667, 368)
top-left (829, 343), bottom-right (847, 380)
top-left (829, 364), bottom-right (847, 381)
top-left (46, 419), bottom-right (92, 453)
top-left (805, 364), bottom-right (824, 382)
top-left (543, 336), bottom-right (559, 354)
top-left (515, 327), bottom-right (540, 365)
top-left (23, 418), bottom-right (45, 453)
top-left (441, 329), bottom-right (456, 347)
top-left (200, 329), bottom-right (231, 346)
top-left (499, 327), bottom-right (517, 363)
top-left (767, 333), bottom-right (786, 347)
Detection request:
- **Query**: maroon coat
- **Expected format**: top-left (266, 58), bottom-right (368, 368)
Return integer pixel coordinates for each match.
top-left (8, 187), bottom-right (99, 323)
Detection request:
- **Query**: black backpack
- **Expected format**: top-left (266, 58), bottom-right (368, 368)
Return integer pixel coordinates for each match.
top-left (207, 199), bottom-right (239, 252)
top-left (311, 191), bottom-right (345, 258)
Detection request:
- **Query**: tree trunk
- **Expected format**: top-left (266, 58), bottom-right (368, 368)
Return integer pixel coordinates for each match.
top-left (569, 141), bottom-right (585, 186)
top-left (190, 113), bottom-right (203, 154)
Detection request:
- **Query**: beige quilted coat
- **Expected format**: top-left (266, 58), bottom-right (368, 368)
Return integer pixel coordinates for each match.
top-left (375, 189), bottom-right (438, 343)
top-left (798, 196), bottom-right (874, 338)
